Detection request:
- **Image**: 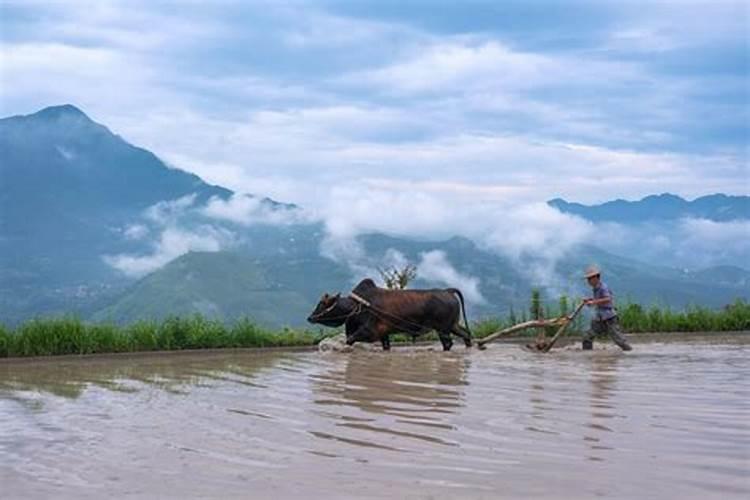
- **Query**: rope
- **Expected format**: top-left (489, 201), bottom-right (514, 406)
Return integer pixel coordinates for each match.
top-left (309, 301), bottom-right (362, 322)
top-left (350, 294), bottom-right (430, 332)
top-left (316, 291), bottom-right (451, 333)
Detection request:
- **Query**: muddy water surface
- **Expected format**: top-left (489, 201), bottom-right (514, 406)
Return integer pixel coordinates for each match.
top-left (1, 335), bottom-right (748, 499)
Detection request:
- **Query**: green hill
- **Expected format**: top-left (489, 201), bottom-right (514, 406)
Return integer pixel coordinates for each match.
top-left (92, 251), bottom-right (352, 327)
top-left (92, 240), bottom-right (750, 327)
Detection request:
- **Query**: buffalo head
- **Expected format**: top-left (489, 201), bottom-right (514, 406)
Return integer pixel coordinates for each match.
top-left (307, 292), bottom-right (354, 327)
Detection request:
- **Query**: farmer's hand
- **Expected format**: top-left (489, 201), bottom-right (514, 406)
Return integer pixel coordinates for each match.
top-left (582, 298), bottom-right (594, 306)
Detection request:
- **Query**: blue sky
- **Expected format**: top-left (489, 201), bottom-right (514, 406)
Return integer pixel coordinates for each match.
top-left (1, 0), bottom-right (748, 208)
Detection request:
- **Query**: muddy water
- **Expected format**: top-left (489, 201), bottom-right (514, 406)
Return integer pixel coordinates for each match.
top-left (1, 335), bottom-right (748, 499)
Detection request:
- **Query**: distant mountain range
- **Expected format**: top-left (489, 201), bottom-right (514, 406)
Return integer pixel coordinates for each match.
top-left (548, 194), bottom-right (749, 223)
top-left (1, 105), bottom-right (748, 326)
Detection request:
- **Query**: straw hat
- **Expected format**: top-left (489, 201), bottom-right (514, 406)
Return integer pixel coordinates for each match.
top-left (584, 264), bottom-right (601, 279)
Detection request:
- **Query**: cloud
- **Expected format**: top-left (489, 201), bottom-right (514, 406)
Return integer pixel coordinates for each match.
top-left (104, 193), bottom-right (235, 277)
top-left (122, 224), bottom-right (149, 241)
top-left (104, 190), bottom-right (313, 277)
top-left (3, 0), bottom-right (747, 287)
top-left (340, 39), bottom-right (639, 96)
top-left (416, 250), bottom-right (485, 304)
top-left (675, 218), bottom-right (750, 268)
top-left (316, 182), bottom-right (594, 289)
top-left (318, 243), bottom-right (486, 304)
top-left (202, 194), bottom-right (309, 226)
top-left (144, 194), bottom-right (197, 224)
top-left (2, 0), bottom-right (744, 214)
top-left (591, 217), bottom-right (750, 270)
top-left (103, 225), bottom-right (234, 278)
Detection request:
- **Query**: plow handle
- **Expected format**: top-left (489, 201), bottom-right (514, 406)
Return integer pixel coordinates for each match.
top-left (541, 300), bottom-right (586, 352)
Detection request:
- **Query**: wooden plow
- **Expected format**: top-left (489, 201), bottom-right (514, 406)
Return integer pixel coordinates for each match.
top-left (477, 301), bottom-right (586, 352)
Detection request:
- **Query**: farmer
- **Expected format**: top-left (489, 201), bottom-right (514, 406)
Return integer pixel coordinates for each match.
top-left (582, 265), bottom-right (632, 351)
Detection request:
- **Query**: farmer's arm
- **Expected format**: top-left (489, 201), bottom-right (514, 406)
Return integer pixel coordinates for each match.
top-left (584, 285), bottom-right (613, 306)
top-left (584, 297), bottom-right (612, 306)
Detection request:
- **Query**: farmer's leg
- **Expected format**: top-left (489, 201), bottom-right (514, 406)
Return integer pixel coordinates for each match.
top-left (605, 318), bottom-right (632, 351)
top-left (582, 318), bottom-right (604, 350)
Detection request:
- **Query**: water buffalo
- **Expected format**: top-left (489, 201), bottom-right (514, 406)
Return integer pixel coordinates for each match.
top-left (307, 278), bottom-right (473, 351)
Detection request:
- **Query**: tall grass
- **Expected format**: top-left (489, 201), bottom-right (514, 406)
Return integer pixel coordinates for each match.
top-left (2, 299), bottom-right (748, 358)
top-left (0, 315), bottom-right (318, 358)
top-left (472, 292), bottom-right (750, 339)
top-left (618, 300), bottom-right (750, 333)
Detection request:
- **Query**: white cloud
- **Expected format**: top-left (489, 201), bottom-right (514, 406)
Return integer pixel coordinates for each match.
top-left (340, 39), bottom-right (641, 97)
top-left (144, 194), bottom-right (197, 224)
top-left (417, 250), bottom-right (485, 305)
top-left (316, 182), bottom-right (594, 289)
top-left (589, 218), bottom-right (750, 270)
top-left (676, 218), bottom-right (750, 268)
top-left (202, 194), bottom-right (309, 226)
top-left (3, 0), bottom-right (747, 287)
top-left (123, 224), bottom-right (149, 241)
top-left (103, 225), bottom-right (234, 278)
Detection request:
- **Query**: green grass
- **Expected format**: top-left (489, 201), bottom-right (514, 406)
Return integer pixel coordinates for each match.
top-left (472, 298), bottom-right (750, 339)
top-left (0, 315), bottom-right (319, 358)
top-left (2, 299), bottom-right (748, 358)
top-left (617, 299), bottom-right (750, 333)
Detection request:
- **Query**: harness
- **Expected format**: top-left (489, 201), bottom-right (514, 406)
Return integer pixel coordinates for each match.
top-left (308, 298), bottom-right (363, 323)
top-left (313, 292), bottom-right (453, 333)
top-left (349, 292), bottom-right (430, 332)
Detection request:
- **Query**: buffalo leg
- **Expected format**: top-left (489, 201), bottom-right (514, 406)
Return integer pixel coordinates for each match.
top-left (438, 331), bottom-right (453, 351)
top-left (346, 325), bottom-right (371, 346)
top-left (451, 324), bottom-right (473, 348)
top-left (381, 335), bottom-right (391, 351)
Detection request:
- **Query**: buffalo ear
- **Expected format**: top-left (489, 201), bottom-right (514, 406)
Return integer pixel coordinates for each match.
top-left (334, 293), bottom-right (341, 300)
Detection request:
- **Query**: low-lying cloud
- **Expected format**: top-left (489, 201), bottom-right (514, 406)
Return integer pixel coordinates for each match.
top-left (104, 193), bottom-right (235, 277)
top-left (104, 224), bottom-right (233, 277)
top-left (594, 217), bottom-right (750, 270)
top-left (318, 182), bottom-right (594, 290)
top-left (104, 191), bottom-right (315, 278)
top-left (416, 250), bottom-right (485, 305)
top-left (202, 194), bottom-right (309, 226)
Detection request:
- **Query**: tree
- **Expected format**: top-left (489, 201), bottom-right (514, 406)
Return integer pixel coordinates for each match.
top-left (378, 264), bottom-right (417, 290)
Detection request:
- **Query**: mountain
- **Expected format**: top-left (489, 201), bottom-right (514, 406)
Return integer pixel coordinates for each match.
top-left (548, 193), bottom-right (750, 223)
top-left (0, 105), bottom-right (262, 322)
top-left (94, 238), bottom-right (750, 327)
top-left (91, 251), bottom-right (339, 327)
top-left (2, 104), bottom-right (748, 327)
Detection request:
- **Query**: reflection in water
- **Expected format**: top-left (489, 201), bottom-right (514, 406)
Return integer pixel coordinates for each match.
top-left (314, 352), bottom-right (467, 415)
top-left (584, 353), bottom-right (620, 462)
top-left (0, 335), bottom-right (748, 499)
top-left (311, 352), bottom-right (469, 449)
top-left (0, 351), bottom-right (290, 401)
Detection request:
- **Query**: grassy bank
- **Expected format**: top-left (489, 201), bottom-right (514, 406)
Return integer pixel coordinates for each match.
top-left (472, 298), bottom-right (750, 338)
top-left (2, 299), bottom-right (748, 358)
top-left (0, 316), bottom-right (317, 358)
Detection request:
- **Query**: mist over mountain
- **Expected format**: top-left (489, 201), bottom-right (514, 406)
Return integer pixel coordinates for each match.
top-left (0, 105), bottom-right (293, 322)
top-left (548, 194), bottom-right (750, 271)
top-left (1, 105), bottom-right (747, 326)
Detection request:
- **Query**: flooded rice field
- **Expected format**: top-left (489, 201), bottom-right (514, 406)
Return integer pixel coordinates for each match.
top-left (1, 334), bottom-right (748, 499)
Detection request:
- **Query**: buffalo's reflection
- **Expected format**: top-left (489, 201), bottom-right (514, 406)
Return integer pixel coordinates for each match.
top-left (312, 352), bottom-right (468, 420)
top-left (0, 351), bottom-right (290, 400)
top-left (310, 352), bottom-right (470, 449)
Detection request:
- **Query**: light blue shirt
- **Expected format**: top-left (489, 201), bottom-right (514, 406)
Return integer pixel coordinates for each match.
top-left (593, 281), bottom-right (617, 320)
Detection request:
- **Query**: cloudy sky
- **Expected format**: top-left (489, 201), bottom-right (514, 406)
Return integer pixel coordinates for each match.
top-left (1, 0), bottom-right (748, 286)
top-left (1, 0), bottom-right (747, 208)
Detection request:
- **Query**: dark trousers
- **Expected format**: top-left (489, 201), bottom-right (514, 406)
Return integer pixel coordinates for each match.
top-left (583, 316), bottom-right (631, 350)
